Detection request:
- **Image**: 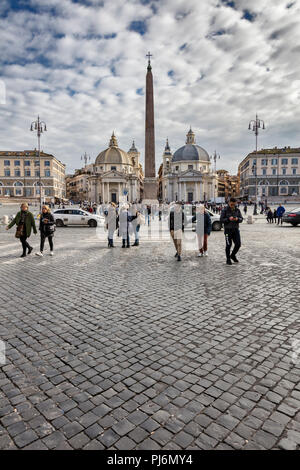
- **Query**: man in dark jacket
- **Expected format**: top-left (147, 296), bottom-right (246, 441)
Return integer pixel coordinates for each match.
top-left (220, 197), bottom-right (243, 265)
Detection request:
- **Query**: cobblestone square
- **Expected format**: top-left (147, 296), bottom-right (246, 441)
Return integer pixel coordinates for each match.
top-left (0, 214), bottom-right (299, 450)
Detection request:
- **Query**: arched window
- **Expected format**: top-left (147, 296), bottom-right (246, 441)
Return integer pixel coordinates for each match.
top-left (279, 180), bottom-right (289, 186)
top-left (13, 181), bottom-right (24, 196)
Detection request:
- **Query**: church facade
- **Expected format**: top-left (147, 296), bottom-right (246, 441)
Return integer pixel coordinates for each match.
top-left (160, 128), bottom-right (217, 203)
top-left (87, 133), bottom-right (143, 204)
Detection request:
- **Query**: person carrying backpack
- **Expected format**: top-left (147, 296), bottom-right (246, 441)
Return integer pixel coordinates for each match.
top-left (220, 197), bottom-right (243, 265)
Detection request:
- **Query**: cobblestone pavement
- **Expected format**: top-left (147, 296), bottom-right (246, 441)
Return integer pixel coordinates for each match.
top-left (0, 218), bottom-right (300, 450)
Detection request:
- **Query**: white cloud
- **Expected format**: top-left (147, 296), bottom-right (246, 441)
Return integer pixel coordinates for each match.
top-left (0, 0), bottom-right (300, 175)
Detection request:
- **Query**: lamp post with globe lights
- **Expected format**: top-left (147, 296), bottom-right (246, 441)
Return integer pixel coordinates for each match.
top-left (248, 114), bottom-right (265, 209)
top-left (30, 116), bottom-right (47, 211)
top-left (210, 150), bottom-right (220, 204)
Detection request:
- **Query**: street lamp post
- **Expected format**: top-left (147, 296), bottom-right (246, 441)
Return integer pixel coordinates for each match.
top-left (248, 114), bottom-right (265, 208)
top-left (251, 162), bottom-right (258, 214)
top-left (210, 150), bottom-right (220, 204)
top-left (30, 116), bottom-right (47, 212)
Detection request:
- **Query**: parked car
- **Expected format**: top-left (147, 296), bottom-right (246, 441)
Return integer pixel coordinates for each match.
top-left (185, 207), bottom-right (222, 231)
top-left (53, 208), bottom-right (104, 227)
top-left (282, 207), bottom-right (300, 227)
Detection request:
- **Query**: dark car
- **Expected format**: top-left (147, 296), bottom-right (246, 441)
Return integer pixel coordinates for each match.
top-left (282, 207), bottom-right (300, 226)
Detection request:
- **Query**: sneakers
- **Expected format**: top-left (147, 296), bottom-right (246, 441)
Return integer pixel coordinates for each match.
top-left (36, 252), bottom-right (43, 257)
top-left (198, 252), bottom-right (203, 257)
top-left (50, 252), bottom-right (54, 256)
top-left (230, 254), bottom-right (239, 263)
top-left (204, 251), bottom-right (208, 257)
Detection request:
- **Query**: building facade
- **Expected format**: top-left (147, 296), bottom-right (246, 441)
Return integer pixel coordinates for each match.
top-left (160, 129), bottom-right (217, 203)
top-left (239, 147), bottom-right (300, 201)
top-left (0, 150), bottom-right (66, 203)
top-left (216, 169), bottom-right (239, 201)
top-left (87, 133), bottom-right (144, 204)
top-left (66, 164), bottom-right (93, 202)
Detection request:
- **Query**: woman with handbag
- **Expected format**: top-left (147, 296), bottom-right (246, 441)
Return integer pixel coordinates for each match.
top-left (6, 202), bottom-right (37, 257)
top-left (36, 205), bottom-right (55, 257)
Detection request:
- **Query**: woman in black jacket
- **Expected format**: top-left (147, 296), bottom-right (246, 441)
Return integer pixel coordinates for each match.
top-left (36, 205), bottom-right (55, 257)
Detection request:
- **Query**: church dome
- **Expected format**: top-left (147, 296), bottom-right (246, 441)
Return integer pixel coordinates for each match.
top-left (172, 128), bottom-right (210, 163)
top-left (95, 132), bottom-right (130, 165)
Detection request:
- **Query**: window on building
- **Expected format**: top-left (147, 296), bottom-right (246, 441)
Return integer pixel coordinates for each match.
top-left (14, 160), bottom-right (20, 166)
top-left (5, 189), bottom-right (10, 196)
top-left (34, 161), bottom-right (40, 166)
top-left (282, 168), bottom-right (286, 175)
top-left (252, 159), bottom-right (256, 165)
top-left (280, 187), bottom-right (287, 194)
top-left (292, 168), bottom-right (297, 175)
top-left (45, 189), bottom-right (51, 196)
top-left (111, 166), bottom-right (116, 171)
top-left (35, 170), bottom-right (40, 177)
top-left (24, 160), bottom-right (31, 166)
top-left (272, 169), bottom-right (277, 175)
top-left (45, 170), bottom-right (50, 177)
top-left (291, 158), bottom-right (298, 165)
top-left (4, 160), bottom-right (10, 166)
top-left (188, 165), bottom-right (193, 170)
top-left (262, 169), bottom-right (266, 175)
top-left (281, 158), bottom-right (288, 165)
top-left (4, 170), bottom-right (10, 176)
top-left (271, 158), bottom-right (278, 165)
top-left (261, 159), bottom-right (268, 166)
top-left (44, 161), bottom-right (50, 166)
top-left (15, 170), bottom-right (21, 177)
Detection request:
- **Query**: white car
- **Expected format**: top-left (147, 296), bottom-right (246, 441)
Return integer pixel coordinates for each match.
top-left (186, 208), bottom-right (222, 231)
top-left (53, 208), bottom-right (104, 227)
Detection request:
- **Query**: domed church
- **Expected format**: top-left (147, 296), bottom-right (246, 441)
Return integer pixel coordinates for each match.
top-left (160, 128), bottom-right (217, 203)
top-left (87, 132), bottom-right (144, 203)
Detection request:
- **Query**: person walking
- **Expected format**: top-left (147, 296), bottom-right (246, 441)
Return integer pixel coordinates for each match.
top-left (169, 202), bottom-right (186, 261)
top-left (36, 205), bottom-right (55, 256)
top-left (105, 202), bottom-right (118, 247)
top-left (220, 197), bottom-right (243, 265)
top-left (119, 205), bottom-right (131, 248)
top-left (243, 204), bottom-right (247, 215)
top-left (129, 205), bottom-right (144, 246)
top-left (192, 204), bottom-right (212, 257)
top-left (276, 204), bottom-right (285, 225)
top-left (6, 202), bottom-right (37, 257)
top-left (266, 207), bottom-right (273, 223)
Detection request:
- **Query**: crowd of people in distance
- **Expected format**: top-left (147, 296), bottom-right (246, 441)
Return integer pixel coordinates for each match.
top-left (5, 198), bottom-right (244, 266)
top-left (5, 197), bottom-right (290, 265)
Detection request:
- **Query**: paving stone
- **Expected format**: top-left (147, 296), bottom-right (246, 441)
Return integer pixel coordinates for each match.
top-left (14, 430), bottom-right (39, 448)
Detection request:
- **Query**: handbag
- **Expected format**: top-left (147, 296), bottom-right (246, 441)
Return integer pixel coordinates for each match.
top-left (15, 224), bottom-right (25, 238)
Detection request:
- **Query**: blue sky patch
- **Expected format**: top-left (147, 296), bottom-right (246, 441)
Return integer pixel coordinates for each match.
top-left (242, 10), bottom-right (256, 22)
top-left (129, 20), bottom-right (147, 35)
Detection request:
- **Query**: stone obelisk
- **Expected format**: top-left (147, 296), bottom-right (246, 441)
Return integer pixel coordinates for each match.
top-left (142, 52), bottom-right (158, 203)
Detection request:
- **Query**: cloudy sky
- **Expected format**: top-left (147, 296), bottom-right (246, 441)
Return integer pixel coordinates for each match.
top-left (0, 0), bottom-right (300, 174)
